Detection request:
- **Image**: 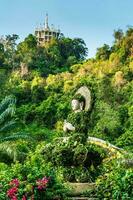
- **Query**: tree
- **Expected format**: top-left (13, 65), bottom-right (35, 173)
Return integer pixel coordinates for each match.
top-left (58, 37), bottom-right (88, 63)
top-left (126, 26), bottom-right (133, 37)
top-left (113, 29), bottom-right (123, 42)
top-left (72, 38), bottom-right (88, 60)
top-left (17, 34), bottom-right (37, 64)
top-left (0, 43), bottom-right (5, 67)
top-left (4, 34), bottom-right (19, 50)
top-left (96, 44), bottom-right (111, 60)
top-left (4, 34), bottom-right (19, 69)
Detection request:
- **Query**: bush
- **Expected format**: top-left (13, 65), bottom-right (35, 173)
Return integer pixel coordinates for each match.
top-left (95, 165), bottom-right (133, 199)
top-left (116, 131), bottom-right (133, 151)
top-left (42, 133), bottom-right (106, 182)
top-left (0, 149), bottom-right (69, 200)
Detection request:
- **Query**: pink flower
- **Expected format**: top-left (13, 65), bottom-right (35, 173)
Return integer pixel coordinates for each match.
top-left (7, 187), bottom-right (18, 198)
top-left (10, 179), bottom-right (19, 187)
top-left (7, 187), bottom-right (18, 200)
top-left (36, 176), bottom-right (49, 190)
top-left (11, 195), bottom-right (18, 200)
top-left (37, 185), bottom-right (43, 190)
top-left (22, 195), bottom-right (27, 200)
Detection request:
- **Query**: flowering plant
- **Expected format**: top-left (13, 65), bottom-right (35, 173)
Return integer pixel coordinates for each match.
top-left (0, 152), bottom-right (68, 200)
top-left (36, 176), bottom-right (49, 190)
top-left (9, 179), bottom-right (19, 188)
top-left (7, 187), bottom-right (18, 200)
top-left (6, 176), bottom-right (50, 200)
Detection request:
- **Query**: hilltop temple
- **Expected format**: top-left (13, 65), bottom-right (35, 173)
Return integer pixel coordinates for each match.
top-left (35, 14), bottom-right (61, 45)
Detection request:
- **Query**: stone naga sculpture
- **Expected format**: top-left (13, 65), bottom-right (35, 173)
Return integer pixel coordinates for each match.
top-left (63, 86), bottom-right (91, 132)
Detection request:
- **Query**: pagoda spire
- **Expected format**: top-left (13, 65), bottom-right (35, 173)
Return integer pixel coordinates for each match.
top-left (45, 13), bottom-right (49, 29)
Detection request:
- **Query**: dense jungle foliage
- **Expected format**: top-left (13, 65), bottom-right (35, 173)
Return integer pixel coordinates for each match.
top-left (0, 28), bottom-right (133, 199)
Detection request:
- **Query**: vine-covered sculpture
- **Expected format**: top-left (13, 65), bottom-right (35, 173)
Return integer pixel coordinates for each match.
top-left (42, 86), bottom-right (125, 184)
top-left (63, 86), bottom-right (92, 133)
top-left (75, 86), bottom-right (92, 112)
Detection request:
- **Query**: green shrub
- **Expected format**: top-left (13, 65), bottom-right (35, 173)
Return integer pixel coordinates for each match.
top-left (95, 165), bottom-right (133, 199)
top-left (0, 149), bottom-right (69, 200)
top-left (42, 133), bottom-right (106, 182)
top-left (116, 131), bottom-right (133, 151)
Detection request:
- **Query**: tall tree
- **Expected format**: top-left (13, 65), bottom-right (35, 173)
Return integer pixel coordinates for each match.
top-left (3, 34), bottom-right (19, 69)
top-left (113, 29), bottom-right (124, 42)
top-left (96, 44), bottom-right (111, 60)
top-left (0, 43), bottom-right (5, 67)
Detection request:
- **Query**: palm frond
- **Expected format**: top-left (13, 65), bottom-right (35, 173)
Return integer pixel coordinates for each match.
top-left (0, 142), bottom-right (15, 160)
top-left (0, 120), bottom-right (16, 133)
top-left (0, 133), bottom-right (32, 143)
top-left (0, 106), bottom-right (16, 125)
top-left (0, 142), bottom-right (27, 162)
top-left (0, 96), bottom-right (32, 162)
top-left (0, 95), bottom-right (16, 113)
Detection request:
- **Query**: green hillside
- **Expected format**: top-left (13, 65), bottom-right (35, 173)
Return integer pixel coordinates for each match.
top-left (0, 28), bottom-right (133, 199)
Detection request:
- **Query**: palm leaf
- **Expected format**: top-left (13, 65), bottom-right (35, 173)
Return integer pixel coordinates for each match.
top-left (0, 120), bottom-right (16, 133)
top-left (0, 95), bottom-right (31, 162)
top-left (0, 107), bottom-right (16, 125)
top-left (0, 142), bottom-right (28, 162)
top-left (0, 95), bottom-right (16, 113)
top-left (0, 133), bottom-right (32, 143)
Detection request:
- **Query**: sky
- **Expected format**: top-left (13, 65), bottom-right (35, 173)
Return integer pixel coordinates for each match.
top-left (0, 0), bottom-right (133, 57)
